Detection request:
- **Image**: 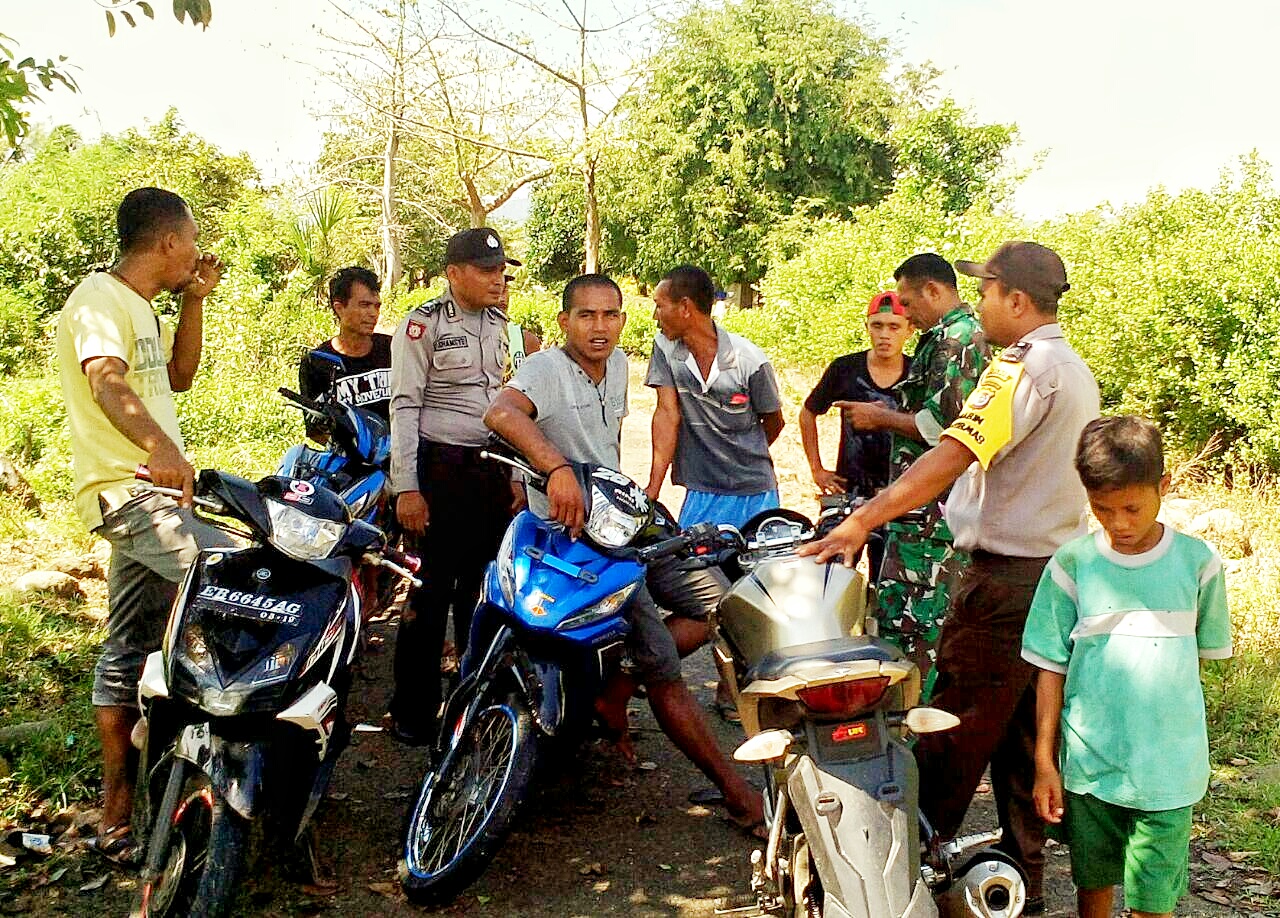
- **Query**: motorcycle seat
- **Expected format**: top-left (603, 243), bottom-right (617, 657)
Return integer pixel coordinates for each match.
top-left (745, 636), bottom-right (903, 684)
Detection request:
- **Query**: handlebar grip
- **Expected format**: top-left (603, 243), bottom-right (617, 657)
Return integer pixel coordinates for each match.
top-left (278, 387), bottom-right (325, 413)
top-left (384, 547), bottom-right (422, 574)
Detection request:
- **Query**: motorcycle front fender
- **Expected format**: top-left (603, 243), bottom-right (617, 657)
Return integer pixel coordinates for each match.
top-left (173, 723), bottom-right (264, 820)
top-left (509, 650), bottom-right (565, 737)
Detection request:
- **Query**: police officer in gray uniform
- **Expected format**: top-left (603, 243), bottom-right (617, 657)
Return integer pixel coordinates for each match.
top-left (388, 227), bottom-right (523, 745)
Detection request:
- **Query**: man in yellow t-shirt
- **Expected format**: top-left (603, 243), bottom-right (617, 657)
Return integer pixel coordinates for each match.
top-left (55, 187), bottom-right (229, 865)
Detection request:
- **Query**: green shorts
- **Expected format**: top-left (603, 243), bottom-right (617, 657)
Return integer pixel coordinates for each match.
top-left (1063, 791), bottom-right (1191, 914)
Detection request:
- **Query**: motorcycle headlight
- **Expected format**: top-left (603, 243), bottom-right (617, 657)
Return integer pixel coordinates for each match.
top-left (583, 484), bottom-right (646, 548)
top-left (181, 623), bottom-right (216, 675)
top-left (497, 524), bottom-right (517, 606)
top-left (557, 582), bottom-right (638, 631)
top-left (266, 498), bottom-right (345, 561)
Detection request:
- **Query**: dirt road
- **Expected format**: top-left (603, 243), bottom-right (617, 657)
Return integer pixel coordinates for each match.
top-left (12, 369), bottom-right (1244, 917)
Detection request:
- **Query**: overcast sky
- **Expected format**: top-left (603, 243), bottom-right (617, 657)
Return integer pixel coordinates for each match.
top-left (7, 0), bottom-right (1274, 219)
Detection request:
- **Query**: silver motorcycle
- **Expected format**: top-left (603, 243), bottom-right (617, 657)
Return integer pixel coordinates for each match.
top-left (709, 508), bottom-right (1026, 918)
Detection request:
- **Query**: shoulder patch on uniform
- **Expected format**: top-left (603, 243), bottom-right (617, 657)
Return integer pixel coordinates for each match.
top-left (1000, 341), bottom-right (1032, 363)
top-left (406, 320), bottom-right (427, 340)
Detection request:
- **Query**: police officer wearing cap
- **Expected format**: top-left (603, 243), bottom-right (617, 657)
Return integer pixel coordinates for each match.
top-left (799, 242), bottom-right (1100, 911)
top-left (387, 227), bottom-right (523, 745)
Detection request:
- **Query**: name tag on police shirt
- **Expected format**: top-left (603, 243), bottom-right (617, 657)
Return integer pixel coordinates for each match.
top-left (942, 343), bottom-right (1029, 469)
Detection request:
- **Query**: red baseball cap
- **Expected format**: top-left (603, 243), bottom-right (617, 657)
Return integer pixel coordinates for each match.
top-left (867, 290), bottom-right (906, 317)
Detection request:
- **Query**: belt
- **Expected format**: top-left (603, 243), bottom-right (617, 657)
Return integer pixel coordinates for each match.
top-left (420, 441), bottom-right (490, 466)
top-left (970, 550), bottom-right (1051, 570)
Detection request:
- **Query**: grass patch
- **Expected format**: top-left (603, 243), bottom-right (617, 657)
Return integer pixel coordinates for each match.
top-left (1202, 652), bottom-right (1280, 873)
top-left (0, 592), bottom-right (102, 824)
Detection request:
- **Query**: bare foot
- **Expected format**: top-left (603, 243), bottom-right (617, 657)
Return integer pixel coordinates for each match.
top-left (594, 695), bottom-right (637, 766)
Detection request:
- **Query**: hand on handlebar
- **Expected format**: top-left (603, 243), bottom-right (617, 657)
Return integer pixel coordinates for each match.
top-left (146, 440), bottom-right (196, 508)
top-left (547, 466), bottom-right (585, 538)
top-left (795, 513), bottom-right (868, 568)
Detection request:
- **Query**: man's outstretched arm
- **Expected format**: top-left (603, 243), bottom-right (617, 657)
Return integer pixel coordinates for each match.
top-left (798, 437), bottom-right (975, 567)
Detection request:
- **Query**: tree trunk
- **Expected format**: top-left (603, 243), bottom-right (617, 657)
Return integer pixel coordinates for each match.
top-left (380, 121), bottom-right (403, 293)
top-left (583, 156), bottom-right (600, 273)
top-left (464, 176), bottom-right (487, 227)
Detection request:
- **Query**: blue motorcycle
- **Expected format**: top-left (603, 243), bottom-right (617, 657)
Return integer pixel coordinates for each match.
top-left (277, 350), bottom-right (391, 528)
top-left (277, 351), bottom-right (398, 615)
top-left (399, 441), bottom-right (722, 905)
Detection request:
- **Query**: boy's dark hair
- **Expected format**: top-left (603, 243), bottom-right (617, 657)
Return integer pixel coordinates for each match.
top-left (661, 265), bottom-right (716, 314)
top-left (117, 187), bottom-right (192, 254)
top-left (561, 273), bottom-right (623, 314)
top-left (329, 266), bottom-right (381, 306)
top-left (893, 252), bottom-right (957, 290)
top-left (1075, 415), bottom-right (1165, 491)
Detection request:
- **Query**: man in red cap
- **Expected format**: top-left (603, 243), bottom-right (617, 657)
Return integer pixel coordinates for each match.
top-left (799, 289), bottom-right (912, 575)
top-left (800, 242), bottom-right (1100, 912)
top-left (835, 253), bottom-right (990, 680)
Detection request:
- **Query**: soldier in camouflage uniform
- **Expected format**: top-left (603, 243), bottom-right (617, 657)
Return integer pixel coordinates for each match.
top-left (837, 254), bottom-right (990, 681)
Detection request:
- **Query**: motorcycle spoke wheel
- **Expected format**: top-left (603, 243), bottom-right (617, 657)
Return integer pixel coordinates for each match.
top-left (409, 703), bottom-right (520, 876)
top-left (140, 780), bottom-right (214, 917)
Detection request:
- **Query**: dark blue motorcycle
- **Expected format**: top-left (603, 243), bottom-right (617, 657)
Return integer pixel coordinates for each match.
top-left (277, 350), bottom-right (391, 528)
top-left (398, 441), bottom-right (720, 905)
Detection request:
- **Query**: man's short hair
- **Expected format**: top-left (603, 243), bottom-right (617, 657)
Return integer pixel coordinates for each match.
top-left (329, 266), bottom-right (381, 306)
top-left (1075, 415), bottom-right (1165, 491)
top-left (661, 265), bottom-right (716, 315)
top-left (117, 187), bottom-right (192, 254)
top-left (893, 253), bottom-right (957, 290)
top-left (561, 273), bottom-right (623, 314)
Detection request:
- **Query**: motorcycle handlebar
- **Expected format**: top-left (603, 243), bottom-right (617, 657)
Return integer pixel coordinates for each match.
top-left (278, 386), bottom-right (326, 414)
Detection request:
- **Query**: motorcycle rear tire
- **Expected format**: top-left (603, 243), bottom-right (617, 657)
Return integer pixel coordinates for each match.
top-left (401, 693), bottom-right (537, 905)
top-left (132, 768), bottom-right (249, 918)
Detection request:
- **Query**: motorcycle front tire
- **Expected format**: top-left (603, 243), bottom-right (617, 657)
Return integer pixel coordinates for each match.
top-left (132, 765), bottom-right (249, 918)
top-left (400, 693), bottom-right (537, 905)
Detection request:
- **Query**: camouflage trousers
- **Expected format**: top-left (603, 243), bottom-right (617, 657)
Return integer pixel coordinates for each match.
top-left (871, 526), bottom-right (968, 680)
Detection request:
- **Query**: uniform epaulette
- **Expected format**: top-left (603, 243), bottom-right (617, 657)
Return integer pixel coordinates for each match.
top-left (1000, 341), bottom-right (1033, 363)
top-left (413, 299), bottom-right (443, 318)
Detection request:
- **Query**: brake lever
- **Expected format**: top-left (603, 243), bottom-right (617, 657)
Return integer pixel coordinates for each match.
top-left (131, 482), bottom-right (225, 514)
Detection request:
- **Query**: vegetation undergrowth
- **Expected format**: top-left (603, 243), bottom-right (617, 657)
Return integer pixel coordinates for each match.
top-left (0, 590), bottom-right (101, 826)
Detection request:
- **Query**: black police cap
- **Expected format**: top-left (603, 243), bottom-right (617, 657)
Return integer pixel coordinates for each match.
top-left (445, 227), bottom-right (522, 268)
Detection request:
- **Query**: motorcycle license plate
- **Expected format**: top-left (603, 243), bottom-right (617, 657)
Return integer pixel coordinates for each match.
top-left (193, 587), bottom-right (304, 627)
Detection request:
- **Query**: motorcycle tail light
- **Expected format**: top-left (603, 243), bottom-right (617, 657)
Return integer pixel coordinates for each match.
top-left (798, 676), bottom-right (890, 716)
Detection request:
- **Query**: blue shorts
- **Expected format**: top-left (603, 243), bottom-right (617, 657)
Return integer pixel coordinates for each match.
top-left (678, 489), bottom-right (780, 529)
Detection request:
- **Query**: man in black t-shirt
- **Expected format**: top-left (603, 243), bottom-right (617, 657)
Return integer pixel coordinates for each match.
top-left (800, 291), bottom-right (912, 499)
top-left (300, 266), bottom-right (392, 441)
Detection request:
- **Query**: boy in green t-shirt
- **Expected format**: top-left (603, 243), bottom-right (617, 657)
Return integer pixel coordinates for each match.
top-left (1022, 416), bottom-right (1232, 918)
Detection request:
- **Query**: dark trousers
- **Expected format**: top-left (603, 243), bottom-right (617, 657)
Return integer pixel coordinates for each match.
top-left (914, 551), bottom-right (1049, 898)
top-left (390, 443), bottom-right (512, 736)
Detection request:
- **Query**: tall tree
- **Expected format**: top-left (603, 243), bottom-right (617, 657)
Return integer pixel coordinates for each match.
top-left (615, 0), bottom-right (899, 287)
top-left (316, 0), bottom-right (556, 289)
top-left (441, 0), bottom-right (661, 271)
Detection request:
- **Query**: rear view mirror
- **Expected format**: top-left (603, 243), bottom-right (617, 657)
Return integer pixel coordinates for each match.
top-left (734, 728), bottom-right (793, 764)
top-left (904, 707), bottom-right (960, 734)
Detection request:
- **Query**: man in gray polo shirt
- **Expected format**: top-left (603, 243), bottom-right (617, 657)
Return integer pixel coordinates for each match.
top-left (799, 242), bottom-right (1100, 911)
top-left (484, 273), bottom-right (764, 835)
top-left (645, 265), bottom-right (784, 526)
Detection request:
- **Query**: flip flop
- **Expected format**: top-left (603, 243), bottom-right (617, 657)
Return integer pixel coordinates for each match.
top-left (89, 823), bottom-right (142, 869)
top-left (712, 699), bottom-right (741, 724)
top-left (688, 786), bottom-right (725, 806)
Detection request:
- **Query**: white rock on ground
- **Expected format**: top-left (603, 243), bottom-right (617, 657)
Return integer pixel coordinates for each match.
top-left (12, 570), bottom-right (86, 602)
top-left (1189, 507), bottom-right (1252, 557)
